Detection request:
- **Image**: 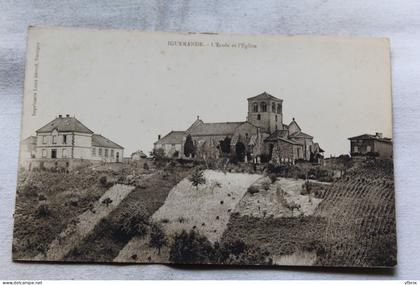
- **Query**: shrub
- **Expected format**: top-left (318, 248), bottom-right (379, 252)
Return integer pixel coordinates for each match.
top-left (169, 230), bottom-right (213, 264)
top-left (99, 176), bottom-right (108, 187)
top-left (268, 173), bottom-right (277, 184)
top-left (189, 169), bottom-right (206, 190)
top-left (102, 197), bottom-right (113, 207)
top-left (143, 162), bottom-right (149, 170)
top-left (36, 202), bottom-right (50, 217)
top-left (247, 185), bottom-right (259, 195)
top-left (261, 181), bottom-right (271, 191)
top-left (119, 210), bottom-right (148, 239)
top-left (149, 223), bottom-right (166, 255)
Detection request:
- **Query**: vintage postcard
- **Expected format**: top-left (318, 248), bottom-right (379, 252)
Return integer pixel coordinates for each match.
top-left (13, 27), bottom-right (396, 267)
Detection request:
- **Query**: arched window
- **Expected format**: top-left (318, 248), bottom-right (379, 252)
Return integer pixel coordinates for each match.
top-left (260, 102), bottom-right (267, 112)
top-left (272, 102), bottom-right (276, 112)
top-left (257, 114), bottom-right (261, 120)
top-left (252, 103), bottom-right (258, 112)
top-left (277, 103), bottom-right (282, 114)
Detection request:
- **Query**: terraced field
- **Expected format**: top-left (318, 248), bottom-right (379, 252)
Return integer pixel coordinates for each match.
top-left (314, 161), bottom-right (396, 267)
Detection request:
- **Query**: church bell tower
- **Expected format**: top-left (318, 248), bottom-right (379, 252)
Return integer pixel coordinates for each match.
top-left (247, 92), bottom-right (283, 133)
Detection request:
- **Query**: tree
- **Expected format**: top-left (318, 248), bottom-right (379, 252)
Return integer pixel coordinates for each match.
top-left (169, 230), bottom-right (213, 264)
top-left (150, 148), bottom-right (165, 160)
top-left (189, 169), bottom-right (206, 190)
top-left (219, 137), bottom-right (231, 154)
top-left (149, 223), bottom-right (166, 255)
top-left (184, 134), bottom-right (195, 158)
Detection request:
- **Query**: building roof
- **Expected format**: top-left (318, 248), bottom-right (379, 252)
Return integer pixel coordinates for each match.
top-left (36, 116), bottom-right (94, 134)
top-left (264, 130), bottom-right (289, 142)
top-left (187, 122), bottom-right (244, 136)
top-left (22, 136), bottom-right (36, 144)
top-left (92, 134), bottom-right (124, 149)
top-left (277, 137), bottom-right (302, 145)
top-left (288, 118), bottom-right (302, 132)
top-left (247, 92), bottom-right (282, 102)
top-left (186, 117), bottom-right (204, 132)
top-left (289, 131), bottom-right (314, 139)
top-left (131, 150), bottom-right (147, 158)
top-left (155, 131), bottom-right (186, 145)
top-left (348, 134), bottom-right (392, 144)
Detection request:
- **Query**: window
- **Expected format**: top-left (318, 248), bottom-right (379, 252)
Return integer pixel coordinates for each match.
top-left (252, 103), bottom-right (258, 112)
top-left (275, 115), bottom-right (278, 122)
top-left (111, 149), bottom-right (114, 157)
top-left (260, 102), bottom-right (267, 112)
top-left (105, 149), bottom-right (108, 157)
top-left (62, 149), bottom-right (67, 158)
top-left (42, 149), bottom-right (47, 158)
top-left (272, 102), bottom-right (276, 112)
top-left (52, 135), bottom-right (57, 144)
top-left (277, 104), bottom-right (282, 114)
top-left (51, 149), bottom-right (57, 159)
top-left (257, 114), bottom-right (261, 120)
top-left (42, 136), bottom-right (47, 144)
top-left (63, 135), bottom-right (67, 144)
top-left (354, 146), bottom-right (359, 153)
top-left (98, 148), bottom-right (102, 156)
top-left (92, 147), bottom-right (96, 156)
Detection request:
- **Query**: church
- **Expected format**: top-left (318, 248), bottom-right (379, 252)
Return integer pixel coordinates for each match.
top-left (154, 92), bottom-right (324, 164)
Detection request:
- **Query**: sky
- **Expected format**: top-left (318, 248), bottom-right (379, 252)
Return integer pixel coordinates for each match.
top-left (21, 27), bottom-right (392, 157)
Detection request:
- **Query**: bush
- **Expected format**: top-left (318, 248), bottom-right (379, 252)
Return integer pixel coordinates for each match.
top-left (189, 169), bottom-right (206, 190)
top-left (119, 210), bottom-right (148, 239)
top-left (268, 173), bottom-right (277, 184)
top-left (99, 176), bottom-right (108, 187)
top-left (169, 230), bottom-right (213, 264)
top-left (261, 181), bottom-right (271, 191)
top-left (143, 162), bottom-right (149, 170)
top-left (36, 202), bottom-right (50, 217)
top-left (149, 223), bottom-right (167, 255)
top-left (102, 197), bottom-right (113, 207)
top-left (247, 185), bottom-right (259, 195)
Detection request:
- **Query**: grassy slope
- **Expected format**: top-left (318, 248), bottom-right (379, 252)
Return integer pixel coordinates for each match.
top-left (64, 167), bottom-right (193, 262)
top-left (13, 169), bottom-right (105, 259)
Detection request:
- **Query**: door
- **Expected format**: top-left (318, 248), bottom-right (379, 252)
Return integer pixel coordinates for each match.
top-left (116, 152), bottom-right (120, 162)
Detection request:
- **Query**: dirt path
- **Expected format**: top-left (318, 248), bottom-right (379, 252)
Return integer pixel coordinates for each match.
top-left (34, 184), bottom-right (135, 261)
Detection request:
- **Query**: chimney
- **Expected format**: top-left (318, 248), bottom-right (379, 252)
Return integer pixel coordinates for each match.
top-left (158, 134), bottom-right (161, 140)
top-left (197, 115), bottom-right (200, 120)
top-left (66, 114), bottom-right (70, 118)
top-left (376, 132), bottom-right (383, 138)
top-left (58, 115), bottom-right (62, 118)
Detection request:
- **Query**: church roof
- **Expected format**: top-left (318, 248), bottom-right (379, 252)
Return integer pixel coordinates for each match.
top-left (155, 131), bottom-right (186, 145)
top-left (264, 130), bottom-right (289, 142)
top-left (289, 131), bottom-right (313, 139)
top-left (92, 134), bottom-right (124, 149)
top-left (247, 92), bottom-right (282, 102)
top-left (36, 115), bottom-right (94, 134)
top-left (288, 118), bottom-right (302, 132)
top-left (188, 122), bottom-right (244, 136)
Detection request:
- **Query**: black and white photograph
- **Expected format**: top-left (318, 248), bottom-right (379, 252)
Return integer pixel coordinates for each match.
top-left (13, 27), bottom-right (396, 268)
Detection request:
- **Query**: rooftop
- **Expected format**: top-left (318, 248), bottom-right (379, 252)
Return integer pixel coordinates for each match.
top-left (92, 134), bottom-right (124, 149)
top-left (187, 122), bottom-right (245, 136)
top-left (36, 115), bottom-right (94, 134)
top-left (247, 92), bottom-right (282, 102)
